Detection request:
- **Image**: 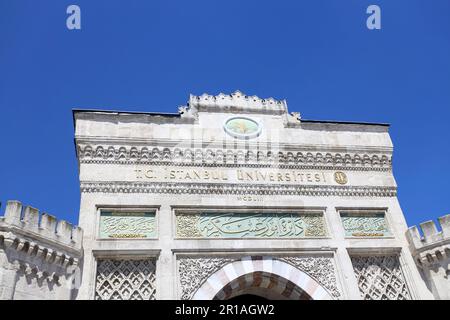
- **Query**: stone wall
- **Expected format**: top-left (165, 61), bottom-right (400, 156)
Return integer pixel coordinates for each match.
top-left (0, 200), bottom-right (83, 300)
top-left (72, 91), bottom-right (434, 300)
top-left (406, 214), bottom-right (450, 299)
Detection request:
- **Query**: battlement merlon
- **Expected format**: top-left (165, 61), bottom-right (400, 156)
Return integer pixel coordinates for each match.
top-left (188, 90), bottom-right (288, 115)
top-left (0, 200), bottom-right (83, 260)
top-left (406, 214), bottom-right (450, 262)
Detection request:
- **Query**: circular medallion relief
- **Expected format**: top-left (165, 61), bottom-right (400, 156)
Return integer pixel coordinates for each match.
top-left (334, 171), bottom-right (348, 185)
top-left (223, 116), bottom-right (262, 139)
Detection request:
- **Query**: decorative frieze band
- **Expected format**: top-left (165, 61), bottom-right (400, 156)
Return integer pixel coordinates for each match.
top-left (77, 145), bottom-right (392, 172)
top-left (80, 181), bottom-right (397, 197)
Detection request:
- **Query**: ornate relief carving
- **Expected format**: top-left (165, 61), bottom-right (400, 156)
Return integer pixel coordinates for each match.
top-left (81, 181), bottom-right (397, 197)
top-left (334, 171), bottom-right (348, 185)
top-left (99, 212), bottom-right (156, 239)
top-left (77, 144), bottom-right (391, 171)
top-left (178, 257), bottom-right (234, 300)
top-left (189, 90), bottom-right (287, 115)
top-left (175, 214), bottom-right (202, 238)
top-left (341, 213), bottom-right (390, 237)
top-left (351, 255), bottom-right (411, 300)
top-left (95, 259), bottom-right (156, 300)
top-left (303, 215), bottom-right (327, 237)
top-left (281, 256), bottom-right (341, 298)
top-left (175, 213), bottom-right (326, 238)
top-left (290, 112), bottom-right (301, 121)
top-left (178, 256), bottom-right (341, 300)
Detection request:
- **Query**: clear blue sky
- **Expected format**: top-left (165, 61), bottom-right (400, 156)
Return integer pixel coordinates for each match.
top-left (1, 1), bottom-right (449, 228)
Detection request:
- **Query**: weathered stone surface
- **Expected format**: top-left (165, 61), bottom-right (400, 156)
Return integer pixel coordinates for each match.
top-left (0, 201), bottom-right (83, 300)
top-left (1, 91), bottom-right (441, 300)
top-left (406, 214), bottom-right (450, 299)
top-left (71, 91), bottom-right (434, 300)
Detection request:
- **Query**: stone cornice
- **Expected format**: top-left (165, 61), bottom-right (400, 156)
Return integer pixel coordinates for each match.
top-left (0, 231), bottom-right (80, 272)
top-left (80, 181), bottom-right (397, 197)
top-left (0, 226), bottom-right (82, 259)
top-left (77, 144), bottom-right (392, 171)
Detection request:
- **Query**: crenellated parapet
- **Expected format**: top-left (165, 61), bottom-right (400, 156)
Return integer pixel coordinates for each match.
top-left (0, 200), bottom-right (83, 300)
top-left (406, 214), bottom-right (450, 300)
top-left (188, 90), bottom-right (288, 115)
top-left (407, 214), bottom-right (450, 266)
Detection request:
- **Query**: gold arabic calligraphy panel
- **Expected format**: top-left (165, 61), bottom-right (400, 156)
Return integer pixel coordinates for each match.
top-left (176, 212), bottom-right (326, 238)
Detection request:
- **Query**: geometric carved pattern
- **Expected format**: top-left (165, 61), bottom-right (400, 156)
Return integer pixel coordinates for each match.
top-left (94, 259), bottom-right (156, 300)
top-left (80, 181), bottom-right (397, 198)
top-left (178, 257), bottom-right (234, 300)
top-left (351, 255), bottom-right (411, 300)
top-left (175, 212), bottom-right (326, 238)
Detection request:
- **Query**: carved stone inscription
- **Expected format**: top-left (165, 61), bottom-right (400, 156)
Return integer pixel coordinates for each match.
top-left (99, 212), bottom-right (156, 239)
top-left (340, 212), bottom-right (390, 237)
top-left (135, 167), bottom-right (332, 185)
top-left (176, 212), bottom-right (326, 238)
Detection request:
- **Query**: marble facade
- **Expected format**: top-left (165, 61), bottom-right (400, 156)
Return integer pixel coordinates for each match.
top-left (1, 91), bottom-right (447, 299)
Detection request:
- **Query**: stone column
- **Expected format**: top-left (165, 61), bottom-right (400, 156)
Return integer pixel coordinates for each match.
top-left (157, 203), bottom-right (175, 299)
top-left (324, 206), bottom-right (362, 299)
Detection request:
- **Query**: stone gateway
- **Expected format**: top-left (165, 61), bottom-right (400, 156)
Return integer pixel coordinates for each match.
top-left (0, 91), bottom-right (448, 300)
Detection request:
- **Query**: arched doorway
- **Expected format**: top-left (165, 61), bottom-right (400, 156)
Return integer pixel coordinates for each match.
top-left (213, 271), bottom-right (311, 300)
top-left (192, 256), bottom-right (333, 300)
top-left (227, 294), bottom-right (270, 302)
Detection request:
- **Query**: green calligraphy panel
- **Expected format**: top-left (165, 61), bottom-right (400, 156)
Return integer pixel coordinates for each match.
top-left (176, 212), bottom-right (326, 238)
top-left (340, 212), bottom-right (390, 237)
top-left (99, 212), bottom-right (156, 239)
